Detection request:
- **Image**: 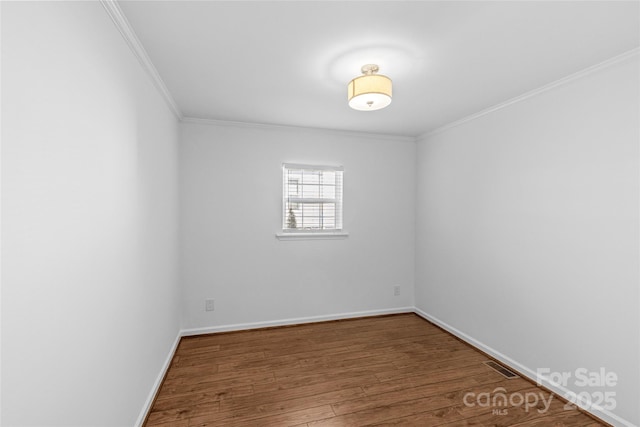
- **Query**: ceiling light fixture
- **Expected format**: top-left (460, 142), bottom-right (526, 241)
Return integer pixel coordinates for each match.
top-left (347, 64), bottom-right (392, 111)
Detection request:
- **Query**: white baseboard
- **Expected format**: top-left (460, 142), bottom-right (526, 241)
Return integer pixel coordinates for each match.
top-left (135, 330), bottom-right (181, 427)
top-left (413, 307), bottom-right (636, 427)
top-left (180, 307), bottom-right (414, 337)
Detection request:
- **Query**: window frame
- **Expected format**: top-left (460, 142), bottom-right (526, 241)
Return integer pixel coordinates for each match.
top-left (276, 163), bottom-right (348, 240)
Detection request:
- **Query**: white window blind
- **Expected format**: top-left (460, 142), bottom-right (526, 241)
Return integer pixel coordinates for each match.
top-left (282, 164), bottom-right (343, 232)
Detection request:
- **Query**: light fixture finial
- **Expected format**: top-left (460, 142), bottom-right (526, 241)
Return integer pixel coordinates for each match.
top-left (361, 64), bottom-right (379, 75)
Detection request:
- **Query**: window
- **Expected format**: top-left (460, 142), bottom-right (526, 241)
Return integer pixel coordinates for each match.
top-left (281, 163), bottom-right (344, 234)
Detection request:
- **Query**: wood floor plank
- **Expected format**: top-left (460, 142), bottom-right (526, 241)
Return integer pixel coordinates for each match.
top-left (143, 314), bottom-right (605, 427)
top-left (146, 400), bottom-right (220, 425)
top-left (362, 370), bottom-right (498, 396)
top-left (188, 404), bottom-right (336, 427)
top-left (158, 372), bottom-right (275, 399)
top-left (511, 412), bottom-right (605, 427)
top-left (172, 350), bottom-right (265, 367)
top-left (253, 371), bottom-right (380, 395)
top-left (219, 387), bottom-right (363, 423)
top-left (309, 393), bottom-right (460, 426)
top-left (145, 420), bottom-right (189, 427)
top-left (366, 406), bottom-right (463, 426)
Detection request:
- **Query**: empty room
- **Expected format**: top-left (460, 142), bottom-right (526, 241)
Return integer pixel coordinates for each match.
top-left (1, 1), bottom-right (638, 426)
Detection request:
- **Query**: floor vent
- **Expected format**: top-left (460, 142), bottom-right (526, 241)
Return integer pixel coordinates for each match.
top-left (484, 361), bottom-right (519, 379)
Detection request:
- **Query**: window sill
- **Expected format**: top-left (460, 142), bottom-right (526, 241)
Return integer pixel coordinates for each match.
top-left (275, 231), bottom-right (349, 241)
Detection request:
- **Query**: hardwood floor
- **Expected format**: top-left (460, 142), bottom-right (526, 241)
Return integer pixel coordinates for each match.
top-left (144, 314), bottom-right (605, 427)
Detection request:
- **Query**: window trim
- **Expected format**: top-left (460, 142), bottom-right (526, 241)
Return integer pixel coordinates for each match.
top-left (275, 231), bottom-right (349, 240)
top-left (278, 163), bottom-right (347, 239)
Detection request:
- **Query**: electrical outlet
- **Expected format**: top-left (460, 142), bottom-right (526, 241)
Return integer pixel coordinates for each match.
top-left (205, 299), bottom-right (215, 311)
top-left (394, 285), bottom-right (401, 296)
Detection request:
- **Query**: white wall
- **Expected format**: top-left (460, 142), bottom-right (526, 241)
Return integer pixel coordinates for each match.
top-left (415, 55), bottom-right (639, 426)
top-left (3, 2), bottom-right (636, 426)
top-left (180, 122), bottom-right (415, 330)
top-left (1, 2), bottom-right (180, 426)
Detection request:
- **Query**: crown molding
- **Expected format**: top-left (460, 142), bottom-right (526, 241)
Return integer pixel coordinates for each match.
top-left (181, 116), bottom-right (417, 143)
top-left (418, 47), bottom-right (640, 142)
top-left (100, 0), bottom-right (183, 120)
